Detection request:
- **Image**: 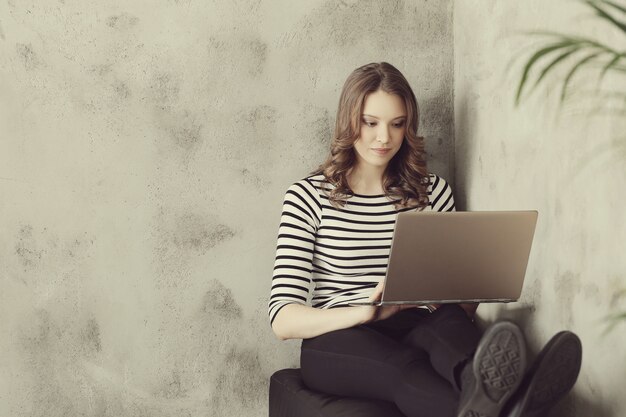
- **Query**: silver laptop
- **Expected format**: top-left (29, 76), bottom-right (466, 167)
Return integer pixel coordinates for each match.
top-left (350, 211), bottom-right (538, 306)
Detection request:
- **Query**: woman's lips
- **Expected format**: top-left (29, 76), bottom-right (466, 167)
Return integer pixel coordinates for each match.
top-left (371, 148), bottom-right (391, 155)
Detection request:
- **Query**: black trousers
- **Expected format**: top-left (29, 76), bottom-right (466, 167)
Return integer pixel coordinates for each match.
top-left (300, 305), bottom-right (481, 417)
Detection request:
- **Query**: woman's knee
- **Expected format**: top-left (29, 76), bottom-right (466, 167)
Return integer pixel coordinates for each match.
top-left (300, 326), bottom-right (424, 399)
top-left (300, 346), bottom-right (404, 399)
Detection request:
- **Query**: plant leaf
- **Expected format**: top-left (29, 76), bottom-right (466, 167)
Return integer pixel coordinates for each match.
top-left (516, 40), bottom-right (579, 105)
top-left (560, 52), bottom-right (605, 102)
top-left (599, 52), bottom-right (626, 82)
top-left (601, 0), bottom-right (626, 16)
top-left (527, 30), bottom-right (586, 38)
top-left (526, 31), bottom-right (621, 54)
top-left (534, 46), bottom-right (581, 88)
top-left (586, 0), bottom-right (626, 35)
top-left (610, 312), bottom-right (626, 320)
top-left (602, 311), bottom-right (626, 335)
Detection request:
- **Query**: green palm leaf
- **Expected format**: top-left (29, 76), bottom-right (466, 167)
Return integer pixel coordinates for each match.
top-left (534, 46), bottom-right (581, 87)
top-left (599, 53), bottom-right (626, 82)
top-left (561, 52), bottom-right (605, 101)
top-left (598, 0), bottom-right (626, 18)
top-left (603, 311), bottom-right (626, 335)
top-left (529, 31), bottom-right (622, 54)
top-left (586, 0), bottom-right (626, 34)
top-left (516, 0), bottom-right (626, 107)
top-left (515, 40), bottom-right (579, 104)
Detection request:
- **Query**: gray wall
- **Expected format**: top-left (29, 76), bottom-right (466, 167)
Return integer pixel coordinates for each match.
top-left (455, 1), bottom-right (626, 416)
top-left (0, 1), bottom-right (454, 416)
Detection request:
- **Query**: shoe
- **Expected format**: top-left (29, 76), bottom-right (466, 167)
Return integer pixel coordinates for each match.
top-left (502, 331), bottom-right (582, 417)
top-left (457, 321), bottom-right (527, 417)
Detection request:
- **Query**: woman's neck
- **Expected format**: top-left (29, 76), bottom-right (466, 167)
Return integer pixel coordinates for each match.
top-left (348, 165), bottom-right (386, 195)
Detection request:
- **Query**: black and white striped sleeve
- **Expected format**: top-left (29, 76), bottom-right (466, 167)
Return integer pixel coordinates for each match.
top-left (268, 179), bottom-right (322, 325)
top-left (429, 175), bottom-right (456, 212)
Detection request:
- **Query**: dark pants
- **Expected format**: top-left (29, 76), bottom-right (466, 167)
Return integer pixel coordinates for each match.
top-left (300, 305), bottom-right (481, 417)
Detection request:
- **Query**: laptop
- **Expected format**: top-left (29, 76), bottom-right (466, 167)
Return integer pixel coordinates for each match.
top-left (349, 211), bottom-right (538, 306)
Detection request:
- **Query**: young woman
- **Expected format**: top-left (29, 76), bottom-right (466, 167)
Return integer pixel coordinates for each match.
top-left (268, 62), bottom-right (582, 417)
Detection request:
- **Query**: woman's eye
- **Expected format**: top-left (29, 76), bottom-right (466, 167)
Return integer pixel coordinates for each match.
top-left (362, 120), bottom-right (404, 128)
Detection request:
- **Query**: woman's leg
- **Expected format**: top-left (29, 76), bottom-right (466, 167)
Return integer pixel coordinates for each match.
top-left (402, 304), bottom-right (481, 387)
top-left (402, 305), bottom-right (527, 417)
top-left (300, 319), bottom-right (460, 417)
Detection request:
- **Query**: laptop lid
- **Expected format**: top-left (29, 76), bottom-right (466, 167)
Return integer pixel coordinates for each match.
top-left (362, 211), bottom-right (538, 305)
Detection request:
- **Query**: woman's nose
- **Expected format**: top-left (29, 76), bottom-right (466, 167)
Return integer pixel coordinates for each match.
top-left (377, 126), bottom-right (391, 144)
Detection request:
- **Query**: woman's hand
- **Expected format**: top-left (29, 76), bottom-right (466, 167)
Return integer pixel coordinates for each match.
top-left (359, 281), bottom-right (416, 324)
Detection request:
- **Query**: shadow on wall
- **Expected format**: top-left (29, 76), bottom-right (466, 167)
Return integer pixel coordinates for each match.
top-left (453, 91), bottom-right (471, 211)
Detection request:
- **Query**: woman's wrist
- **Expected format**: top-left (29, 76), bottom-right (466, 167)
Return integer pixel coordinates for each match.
top-left (354, 305), bottom-right (375, 325)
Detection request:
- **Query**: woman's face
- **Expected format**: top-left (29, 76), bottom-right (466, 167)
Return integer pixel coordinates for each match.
top-left (353, 89), bottom-right (407, 171)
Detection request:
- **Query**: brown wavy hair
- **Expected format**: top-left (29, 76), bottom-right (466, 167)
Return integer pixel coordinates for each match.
top-left (314, 62), bottom-right (430, 209)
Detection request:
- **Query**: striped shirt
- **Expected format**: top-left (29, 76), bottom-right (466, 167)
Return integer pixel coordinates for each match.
top-left (268, 173), bottom-right (455, 325)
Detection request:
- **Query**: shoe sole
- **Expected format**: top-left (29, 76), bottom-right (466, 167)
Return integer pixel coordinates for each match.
top-left (507, 331), bottom-right (582, 417)
top-left (458, 321), bottom-right (527, 417)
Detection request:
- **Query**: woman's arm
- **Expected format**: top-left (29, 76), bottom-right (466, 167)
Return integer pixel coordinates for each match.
top-left (271, 303), bottom-right (370, 340)
top-left (272, 280), bottom-right (415, 340)
top-left (268, 180), bottom-right (321, 327)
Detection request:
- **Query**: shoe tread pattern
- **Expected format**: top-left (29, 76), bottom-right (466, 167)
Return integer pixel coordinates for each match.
top-left (479, 330), bottom-right (524, 403)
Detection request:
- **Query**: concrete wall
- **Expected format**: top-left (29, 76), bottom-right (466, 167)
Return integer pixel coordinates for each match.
top-left (455, 1), bottom-right (626, 416)
top-left (0, 1), bottom-right (454, 415)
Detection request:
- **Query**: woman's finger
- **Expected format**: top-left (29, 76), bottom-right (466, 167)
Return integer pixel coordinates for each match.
top-left (368, 280), bottom-right (385, 302)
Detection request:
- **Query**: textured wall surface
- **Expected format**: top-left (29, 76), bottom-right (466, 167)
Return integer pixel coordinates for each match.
top-left (0, 1), bottom-right (454, 415)
top-left (455, 1), bottom-right (626, 416)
